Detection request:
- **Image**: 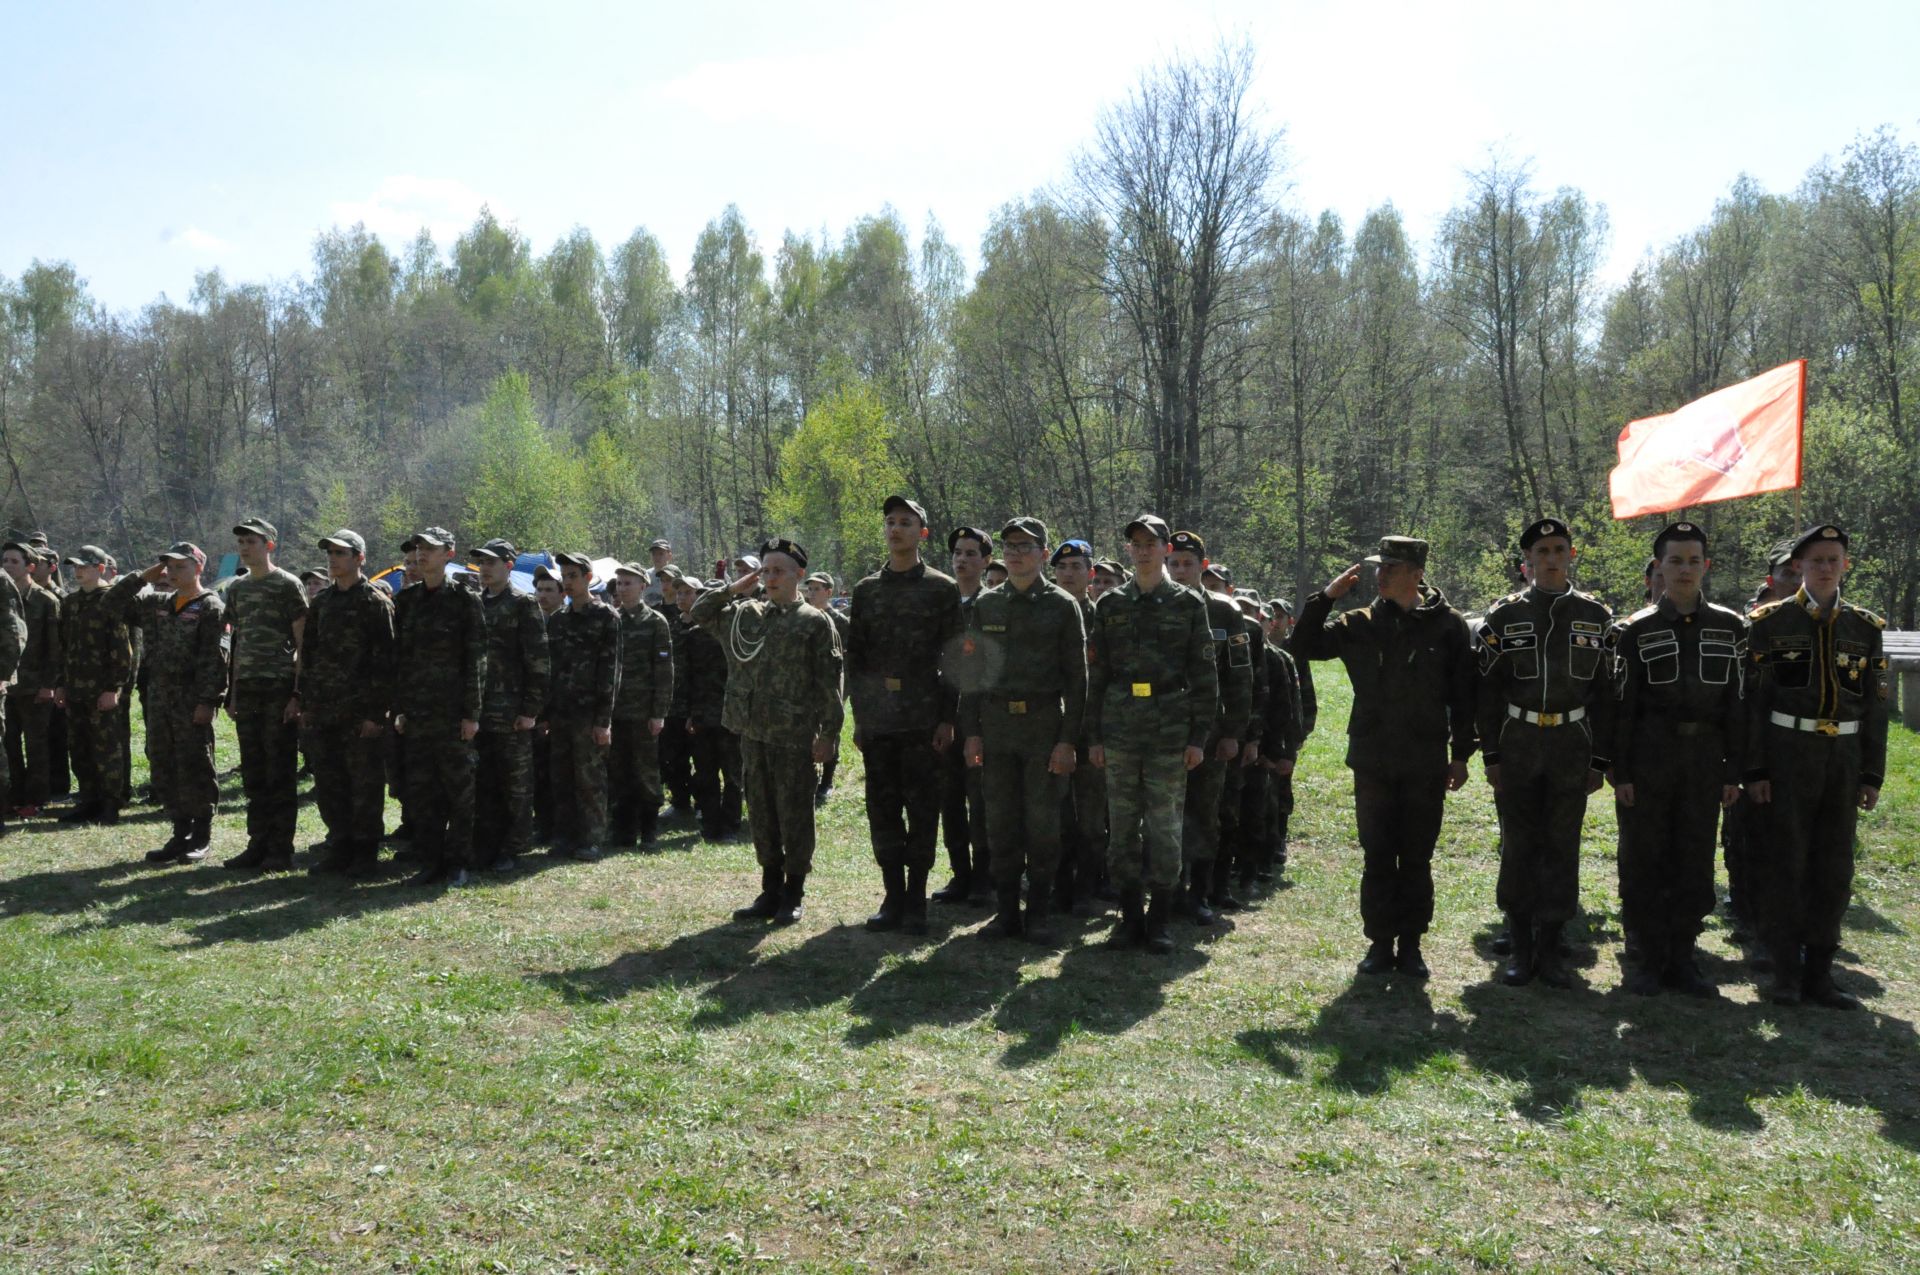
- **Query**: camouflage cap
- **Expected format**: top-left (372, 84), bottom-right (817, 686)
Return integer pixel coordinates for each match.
top-left (412, 525), bottom-right (454, 549)
top-left (803, 572), bottom-right (835, 589)
top-left (532, 564), bottom-right (562, 585)
top-left (1122, 514), bottom-right (1170, 543)
top-left (654, 563), bottom-right (685, 583)
top-left (1201, 561), bottom-right (1231, 583)
top-left (1788, 523), bottom-right (1848, 559)
top-left (1093, 559), bottom-right (1125, 578)
top-left (1362, 536), bottom-right (1428, 570)
top-left (317, 528), bottom-right (367, 556)
top-left (233, 516), bottom-right (277, 541)
top-left (157, 541), bottom-right (207, 568)
top-left (1766, 537), bottom-right (1797, 570)
top-left (552, 551), bottom-right (594, 571)
top-left (614, 561), bottom-right (649, 579)
top-left (0, 540), bottom-right (32, 560)
top-left (999, 516), bottom-right (1047, 548)
top-left (882, 494), bottom-right (929, 526)
top-left (732, 553), bottom-right (761, 571)
top-left (65, 544), bottom-right (111, 567)
top-left (648, 538), bottom-right (672, 552)
top-left (470, 537), bottom-right (517, 561)
top-left (682, 575), bottom-right (709, 593)
top-left (24, 531), bottom-right (49, 548)
top-left (1519, 517), bottom-right (1572, 550)
top-left (299, 567), bottom-right (327, 584)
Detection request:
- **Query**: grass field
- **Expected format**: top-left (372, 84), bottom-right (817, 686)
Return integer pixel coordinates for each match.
top-left (3, 668), bottom-right (1919, 1273)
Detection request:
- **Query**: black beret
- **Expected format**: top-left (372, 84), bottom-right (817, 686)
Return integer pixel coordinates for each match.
top-left (1787, 523), bottom-right (1848, 559)
top-left (1519, 517), bottom-right (1572, 550)
top-left (947, 526), bottom-right (992, 553)
top-left (759, 537), bottom-right (808, 570)
top-left (1652, 521), bottom-right (1708, 559)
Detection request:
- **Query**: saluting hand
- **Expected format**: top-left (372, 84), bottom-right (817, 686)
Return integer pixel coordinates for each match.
top-left (729, 568), bottom-right (761, 596)
top-left (1325, 564), bottom-right (1363, 600)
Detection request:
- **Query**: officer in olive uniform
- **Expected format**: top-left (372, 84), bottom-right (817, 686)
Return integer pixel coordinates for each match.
top-left (958, 518), bottom-right (1087, 943)
top-left (691, 538), bottom-right (843, 926)
top-left (530, 564), bottom-right (565, 843)
top-left (1609, 521), bottom-right (1746, 997)
top-left (472, 538), bottom-right (549, 873)
top-left (300, 529), bottom-right (396, 876)
top-left (392, 527), bottom-right (486, 887)
top-left (1298, 537), bottom-right (1478, 977)
top-left (1476, 517), bottom-right (1614, 988)
top-left (934, 525), bottom-right (994, 905)
top-left (611, 562), bottom-right (674, 846)
top-left (136, 544), bottom-right (229, 864)
top-left (847, 495), bottom-right (964, 931)
top-left (223, 518), bottom-right (308, 870)
top-left (546, 552), bottom-right (623, 861)
top-left (1163, 531), bottom-right (1254, 925)
top-left (1744, 523), bottom-right (1888, 1009)
top-left (1087, 515), bottom-right (1218, 954)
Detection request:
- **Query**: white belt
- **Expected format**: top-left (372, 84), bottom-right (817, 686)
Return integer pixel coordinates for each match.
top-left (1769, 711), bottom-right (1860, 737)
top-left (1508, 704), bottom-right (1585, 727)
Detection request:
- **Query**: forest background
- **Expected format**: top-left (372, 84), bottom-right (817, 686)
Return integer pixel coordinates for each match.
top-left (5, 41), bottom-right (1919, 620)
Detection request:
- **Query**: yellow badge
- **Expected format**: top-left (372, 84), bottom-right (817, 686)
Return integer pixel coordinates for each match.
top-left (1131, 682), bottom-right (1153, 698)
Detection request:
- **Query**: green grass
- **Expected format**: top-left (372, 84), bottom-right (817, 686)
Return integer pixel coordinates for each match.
top-left (2, 671), bottom-right (1919, 1272)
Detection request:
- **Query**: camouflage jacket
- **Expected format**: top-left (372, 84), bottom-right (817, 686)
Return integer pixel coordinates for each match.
top-left (1198, 588), bottom-right (1255, 744)
top-left (59, 574), bottom-right (147, 697)
top-left (9, 582), bottom-right (60, 695)
top-left (1261, 641), bottom-right (1305, 763)
top-left (690, 589), bottom-right (843, 747)
top-left (614, 602), bottom-right (674, 722)
top-left (846, 560), bottom-right (962, 737)
top-left (302, 578), bottom-right (396, 726)
top-left (682, 616), bottom-right (728, 727)
top-left (392, 578), bottom-right (486, 723)
top-left (1085, 576), bottom-right (1218, 751)
top-left (143, 588), bottom-right (230, 707)
top-left (130, 585), bottom-right (171, 690)
top-left (479, 586), bottom-right (549, 731)
top-left (665, 608), bottom-right (694, 717)
top-left (546, 597), bottom-right (622, 726)
top-left (0, 571), bottom-right (26, 687)
top-left (226, 565), bottom-right (307, 697)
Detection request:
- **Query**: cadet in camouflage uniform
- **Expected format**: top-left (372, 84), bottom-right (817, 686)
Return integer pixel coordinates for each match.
top-left (657, 563), bottom-right (695, 817)
top-left (299, 529), bottom-right (395, 876)
top-left (55, 545), bottom-right (146, 824)
top-left (1244, 597), bottom-right (1304, 888)
top-left (1608, 521), bottom-right (1746, 997)
top-left (392, 527), bottom-right (486, 887)
top-left (135, 544), bottom-right (229, 865)
top-left (847, 495), bottom-right (963, 929)
top-left (610, 562), bottom-right (673, 847)
top-left (691, 538), bottom-right (843, 926)
top-left (29, 542), bottom-right (74, 802)
top-left (531, 565), bottom-right (565, 844)
top-left (958, 518), bottom-right (1087, 943)
top-left (545, 552), bottom-right (622, 861)
top-left (1297, 537), bottom-right (1478, 978)
top-left (1049, 538), bottom-right (1109, 911)
top-left (1200, 562), bottom-right (1266, 914)
top-left (1476, 517), bottom-right (1614, 988)
top-left (934, 525), bottom-right (994, 905)
top-left (803, 571), bottom-right (848, 804)
top-left (0, 557), bottom-right (25, 829)
top-left (1163, 531), bottom-right (1254, 926)
top-left (472, 539), bottom-right (548, 873)
top-left (223, 518), bottom-right (308, 870)
top-left (679, 576), bottom-right (742, 839)
top-left (643, 539), bottom-right (675, 609)
top-left (127, 571), bottom-right (173, 809)
top-left (2, 542), bottom-right (58, 816)
top-left (1744, 523), bottom-right (1888, 1009)
top-left (1087, 515), bottom-right (1218, 954)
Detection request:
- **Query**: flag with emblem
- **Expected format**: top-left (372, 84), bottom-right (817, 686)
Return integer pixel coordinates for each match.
top-left (1608, 359), bottom-right (1805, 519)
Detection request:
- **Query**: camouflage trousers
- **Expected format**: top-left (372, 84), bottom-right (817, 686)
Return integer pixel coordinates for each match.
top-left (304, 714), bottom-right (387, 847)
top-left (741, 736), bottom-right (817, 876)
top-left (1103, 744), bottom-right (1188, 891)
top-left (862, 731), bottom-right (942, 871)
top-left (660, 716), bottom-right (693, 809)
top-left (4, 691), bottom-right (50, 806)
top-left (982, 745), bottom-right (1066, 889)
top-left (232, 691), bottom-right (300, 852)
top-left (68, 695), bottom-right (127, 811)
top-left (146, 687), bottom-right (218, 821)
top-left (1182, 752), bottom-right (1230, 868)
top-left (548, 716), bottom-right (610, 850)
top-left (609, 718), bottom-right (661, 839)
top-left (404, 719), bottom-right (477, 871)
top-left (475, 728), bottom-right (535, 861)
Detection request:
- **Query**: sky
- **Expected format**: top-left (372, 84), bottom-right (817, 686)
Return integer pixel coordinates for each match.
top-left (4, 0), bottom-right (1917, 313)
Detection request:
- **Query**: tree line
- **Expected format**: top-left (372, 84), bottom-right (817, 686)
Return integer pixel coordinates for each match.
top-left (4, 42), bottom-right (1917, 620)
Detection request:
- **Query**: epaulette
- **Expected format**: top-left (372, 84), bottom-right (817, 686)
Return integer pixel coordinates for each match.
top-left (1627, 604), bottom-right (1659, 623)
top-left (1749, 597), bottom-right (1791, 621)
top-left (1843, 601), bottom-right (1887, 629)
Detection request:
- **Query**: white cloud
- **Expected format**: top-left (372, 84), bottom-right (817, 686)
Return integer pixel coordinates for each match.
top-left (328, 175), bottom-right (513, 246)
top-left (164, 225), bottom-right (234, 256)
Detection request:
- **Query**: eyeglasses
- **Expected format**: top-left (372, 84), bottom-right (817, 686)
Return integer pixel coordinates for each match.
top-left (1001, 541), bottom-right (1042, 555)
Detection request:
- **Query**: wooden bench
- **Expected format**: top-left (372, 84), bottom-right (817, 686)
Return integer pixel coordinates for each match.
top-left (1886, 632), bottom-right (1920, 730)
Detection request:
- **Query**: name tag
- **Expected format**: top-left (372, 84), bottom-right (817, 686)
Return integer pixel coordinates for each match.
top-left (983, 624), bottom-right (1008, 633)
top-left (1008, 700), bottom-right (1027, 714)
top-left (1132, 682), bottom-right (1153, 698)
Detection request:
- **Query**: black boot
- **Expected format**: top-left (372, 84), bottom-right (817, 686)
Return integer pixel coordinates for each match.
top-left (347, 838), bottom-right (382, 878)
top-left (1396, 935), bottom-right (1430, 979)
top-left (1053, 857), bottom-right (1077, 912)
top-left (773, 873), bottom-right (806, 926)
top-left (182, 816), bottom-right (214, 863)
top-left (1358, 939), bottom-right (1395, 975)
top-left (866, 864), bottom-right (907, 932)
top-left (1188, 861), bottom-right (1218, 926)
top-left (309, 835), bottom-right (356, 876)
top-left (1662, 937), bottom-right (1714, 998)
top-left (1144, 889), bottom-right (1175, 954)
top-left (224, 840), bottom-right (269, 870)
top-left (1106, 887), bottom-right (1147, 949)
top-left (985, 885), bottom-right (1024, 939)
top-left (930, 873), bottom-right (971, 904)
top-left (903, 865), bottom-right (930, 936)
top-left (639, 807), bottom-right (658, 846)
top-left (1534, 922), bottom-right (1573, 988)
top-left (58, 801), bottom-right (99, 825)
top-left (1802, 944), bottom-right (1860, 1010)
top-left (734, 866), bottom-right (782, 920)
top-left (145, 818), bottom-right (192, 864)
top-left (1024, 877), bottom-right (1055, 945)
top-left (1768, 941), bottom-right (1804, 1005)
top-left (1501, 915), bottom-right (1534, 985)
top-left (1622, 954), bottom-right (1662, 997)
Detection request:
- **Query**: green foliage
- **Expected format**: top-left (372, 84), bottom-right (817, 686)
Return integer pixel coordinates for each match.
top-left (767, 380), bottom-right (905, 578)
top-left (461, 372), bottom-right (588, 553)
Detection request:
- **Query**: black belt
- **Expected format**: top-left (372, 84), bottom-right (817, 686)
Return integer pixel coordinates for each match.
top-left (1670, 721), bottom-right (1721, 738)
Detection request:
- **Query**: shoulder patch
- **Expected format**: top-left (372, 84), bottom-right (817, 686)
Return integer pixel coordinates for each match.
top-left (1749, 598), bottom-right (1790, 621)
top-left (1629, 604), bottom-right (1659, 623)
top-left (1846, 603), bottom-right (1888, 629)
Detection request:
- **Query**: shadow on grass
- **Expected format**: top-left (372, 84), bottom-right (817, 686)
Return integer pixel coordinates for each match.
top-left (688, 921), bottom-right (896, 1030)
top-left (1238, 974), bottom-right (1467, 1095)
top-left (534, 918), bottom-right (771, 1003)
top-left (843, 926), bottom-right (1048, 1047)
top-left (992, 935), bottom-right (1209, 1068)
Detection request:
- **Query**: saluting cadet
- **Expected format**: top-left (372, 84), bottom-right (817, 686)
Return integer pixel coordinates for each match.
top-left (1743, 524), bottom-right (1888, 1009)
top-left (1087, 515), bottom-right (1218, 954)
top-left (1608, 521), bottom-right (1745, 997)
top-left (958, 518), bottom-right (1087, 943)
top-left (1475, 517), bottom-right (1614, 988)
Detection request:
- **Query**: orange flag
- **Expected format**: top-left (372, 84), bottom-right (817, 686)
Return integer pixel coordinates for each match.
top-left (1609, 359), bottom-right (1805, 519)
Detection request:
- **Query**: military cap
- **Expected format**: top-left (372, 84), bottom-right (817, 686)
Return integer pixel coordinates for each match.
top-left (705, 577), bottom-right (726, 590)
top-left (552, 551), bottom-right (594, 571)
top-left (683, 576), bottom-right (709, 593)
top-left (1652, 521), bottom-right (1707, 559)
top-left (532, 564), bottom-right (561, 584)
top-left (1272, 596), bottom-right (1294, 617)
top-left (0, 540), bottom-right (32, 560)
top-left (947, 526), bottom-right (992, 553)
top-left (655, 563), bottom-right (685, 583)
top-left (1000, 516), bottom-right (1047, 547)
top-left (25, 531), bottom-right (49, 548)
top-left (1122, 514), bottom-right (1171, 543)
top-left (803, 571), bottom-right (835, 589)
top-left (298, 567), bottom-right (327, 584)
top-left (759, 537), bottom-right (808, 570)
top-left (233, 517), bottom-right (277, 541)
top-left (398, 534), bottom-right (418, 551)
top-left (470, 537), bottom-right (517, 561)
top-left (1093, 559), bottom-right (1125, 577)
top-left (1234, 595), bottom-right (1263, 619)
top-left (648, 538), bottom-right (672, 551)
top-left (317, 528), bottom-right (367, 556)
top-left (1050, 538), bottom-right (1092, 566)
top-left (157, 541), bottom-right (207, 568)
top-left (614, 561), bottom-right (649, 580)
top-left (1363, 535), bottom-right (1428, 570)
top-left (65, 544), bottom-right (111, 567)
top-left (1201, 561), bottom-right (1231, 584)
top-left (1766, 537), bottom-right (1796, 570)
top-left (412, 525), bottom-right (454, 549)
top-left (1519, 517), bottom-right (1572, 550)
top-left (1788, 523), bottom-right (1848, 558)
top-left (882, 494), bottom-right (929, 525)
top-left (1167, 530), bottom-right (1206, 556)
top-left (732, 553), bottom-right (761, 571)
